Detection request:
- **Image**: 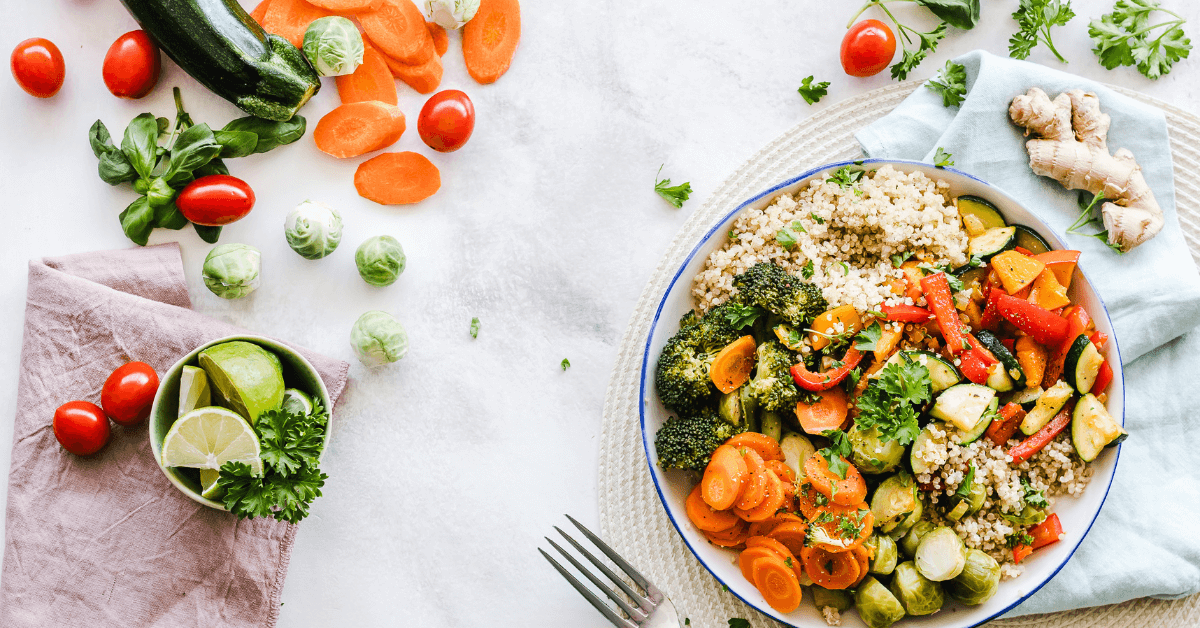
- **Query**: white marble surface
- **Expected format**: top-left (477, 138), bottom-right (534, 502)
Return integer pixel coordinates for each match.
top-left (2, 0), bottom-right (1199, 626)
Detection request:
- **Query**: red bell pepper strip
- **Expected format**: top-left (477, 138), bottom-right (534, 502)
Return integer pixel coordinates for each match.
top-left (986, 402), bottom-right (1026, 446)
top-left (1014, 246), bottom-right (1035, 256)
top-left (920, 272), bottom-right (969, 355)
top-left (1090, 331), bottom-right (1109, 350)
top-left (980, 287), bottom-right (1004, 331)
top-left (880, 303), bottom-right (932, 323)
top-left (1029, 513), bottom-right (1064, 550)
top-left (1008, 401), bottom-right (1075, 463)
top-left (1012, 543), bottom-right (1034, 564)
top-left (1092, 361), bottom-right (1114, 394)
top-left (958, 349), bottom-right (991, 384)
top-left (995, 293), bottom-right (1069, 346)
top-left (1001, 337), bottom-right (1015, 352)
top-left (789, 346), bottom-right (865, 391)
top-left (966, 334), bottom-right (998, 365)
top-left (1046, 307), bottom-right (1093, 384)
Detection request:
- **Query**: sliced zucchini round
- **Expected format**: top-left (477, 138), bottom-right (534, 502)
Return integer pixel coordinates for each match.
top-left (1064, 334), bottom-right (1105, 394)
top-left (1072, 393), bottom-right (1128, 462)
top-left (985, 362), bottom-right (1015, 392)
top-left (958, 397), bottom-right (998, 445)
top-left (930, 383), bottom-right (996, 433)
top-left (1013, 224), bottom-right (1052, 255)
top-left (957, 196), bottom-right (1007, 231)
top-left (975, 330), bottom-right (1026, 388)
top-left (903, 350), bottom-right (962, 394)
top-left (968, 226), bottom-right (1018, 260)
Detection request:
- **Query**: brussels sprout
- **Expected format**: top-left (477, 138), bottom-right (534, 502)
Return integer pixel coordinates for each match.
top-left (915, 526), bottom-right (967, 581)
top-left (718, 389), bottom-right (743, 426)
top-left (889, 497), bottom-right (924, 540)
top-left (350, 311), bottom-right (409, 366)
top-left (943, 479), bottom-right (987, 522)
top-left (854, 576), bottom-right (907, 628)
top-left (285, 200), bottom-right (343, 260)
top-left (355, 235), bottom-right (406, 287)
top-left (760, 411), bottom-right (782, 442)
top-left (899, 520), bottom-right (936, 557)
top-left (871, 473), bottom-right (918, 533)
top-left (780, 431), bottom-right (815, 479)
top-left (302, 17), bottom-right (364, 76)
top-left (866, 534), bottom-right (898, 576)
top-left (945, 548), bottom-right (1001, 605)
top-left (1003, 504), bottom-right (1047, 526)
top-left (424, 0), bottom-right (480, 29)
top-left (811, 586), bottom-right (852, 612)
top-left (202, 243), bottom-right (261, 299)
top-left (889, 561), bottom-right (945, 616)
top-left (849, 424), bottom-right (905, 474)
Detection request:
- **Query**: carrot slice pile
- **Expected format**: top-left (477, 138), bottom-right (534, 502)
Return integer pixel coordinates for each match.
top-left (767, 521), bottom-right (809, 556)
top-left (733, 449), bottom-right (767, 511)
top-left (354, 151), bottom-right (441, 205)
top-left (747, 513), bottom-right (804, 538)
top-left (703, 520), bottom-right (749, 548)
top-left (359, 0), bottom-right (435, 65)
top-left (462, 0), bottom-right (521, 84)
top-left (262, 0), bottom-right (330, 48)
top-left (685, 484), bottom-right (740, 533)
top-left (314, 101), bottom-right (406, 158)
top-left (306, 0), bottom-right (381, 9)
top-left (382, 53), bottom-right (444, 94)
top-left (250, 0), bottom-right (272, 24)
top-left (336, 43), bottom-right (398, 105)
top-left (701, 444), bottom-right (748, 511)
top-left (427, 21), bottom-right (449, 56)
top-left (725, 432), bottom-right (785, 462)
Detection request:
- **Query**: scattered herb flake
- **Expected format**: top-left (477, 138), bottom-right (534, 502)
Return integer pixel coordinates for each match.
top-left (561, 358), bottom-right (571, 371)
top-left (801, 260), bottom-right (815, 279)
top-left (933, 147), bottom-right (955, 167)
top-left (891, 251), bottom-right (913, 268)
top-left (798, 75), bottom-right (831, 105)
top-left (854, 321), bottom-right (885, 352)
top-left (654, 164), bottom-right (692, 208)
top-left (722, 303), bottom-right (766, 330)
top-left (927, 60), bottom-right (968, 107)
top-left (470, 317), bottom-right (480, 339)
top-left (955, 463), bottom-right (977, 499)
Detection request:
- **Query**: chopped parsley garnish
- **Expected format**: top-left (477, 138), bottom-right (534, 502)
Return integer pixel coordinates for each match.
top-left (470, 317), bottom-right (480, 339)
top-left (801, 260), bottom-right (815, 279)
top-left (819, 429), bottom-right (854, 479)
top-left (810, 213), bottom-right (825, 224)
top-left (933, 147), bottom-right (955, 168)
top-left (561, 358), bottom-right (571, 371)
top-left (853, 354), bottom-right (931, 446)
top-left (722, 303), bottom-right (766, 330)
top-left (891, 251), bottom-right (913, 268)
top-left (1007, 531), bottom-right (1036, 548)
top-left (829, 166), bottom-right (864, 189)
top-left (839, 261), bottom-right (850, 276)
top-left (845, 366), bottom-right (863, 392)
top-left (854, 321), bottom-right (884, 352)
top-left (955, 464), bottom-right (977, 499)
top-left (776, 221), bottom-right (807, 249)
top-left (654, 164), bottom-right (692, 208)
top-left (1022, 478), bottom-right (1049, 509)
top-left (797, 75), bottom-right (831, 104)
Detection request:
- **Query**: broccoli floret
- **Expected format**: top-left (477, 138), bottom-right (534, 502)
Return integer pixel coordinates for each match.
top-left (732, 262), bottom-right (828, 328)
top-left (654, 310), bottom-right (741, 415)
top-left (654, 409), bottom-right (744, 472)
top-left (747, 340), bottom-right (800, 414)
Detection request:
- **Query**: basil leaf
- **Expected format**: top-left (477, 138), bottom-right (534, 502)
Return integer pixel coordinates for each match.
top-left (214, 130), bottom-right (260, 159)
top-left (98, 151), bottom-right (137, 185)
top-left (121, 113), bottom-right (160, 180)
top-left (119, 196), bottom-right (157, 246)
top-left (146, 177), bottom-right (177, 207)
top-left (154, 201), bottom-right (189, 230)
top-left (915, 0), bottom-right (980, 30)
top-left (156, 116), bottom-right (171, 139)
top-left (195, 158), bottom-right (230, 178)
top-left (88, 120), bottom-right (115, 158)
top-left (193, 223), bottom-right (222, 243)
top-left (165, 123), bottom-right (221, 185)
top-left (222, 115), bottom-right (307, 154)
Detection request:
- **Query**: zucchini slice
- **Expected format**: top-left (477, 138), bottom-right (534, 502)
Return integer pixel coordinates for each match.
top-left (879, 350), bottom-right (962, 394)
top-left (1071, 393), bottom-right (1128, 462)
top-left (1064, 334), bottom-right (1105, 394)
top-left (958, 397), bottom-right (998, 445)
top-left (968, 227), bottom-right (1018, 260)
top-left (986, 362), bottom-right (1015, 392)
top-left (1013, 225), bottom-right (1052, 255)
top-left (930, 384), bottom-right (996, 433)
top-left (871, 473), bottom-right (919, 533)
top-left (1006, 386), bottom-right (1043, 406)
top-left (957, 196), bottom-right (1008, 231)
top-left (1020, 380), bottom-right (1074, 435)
top-left (975, 330), bottom-right (1026, 388)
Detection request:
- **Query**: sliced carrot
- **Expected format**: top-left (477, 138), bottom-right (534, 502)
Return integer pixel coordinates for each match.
top-left (809, 503), bottom-right (873, 554)
top-left (462, 0), bottom-right (520, 84)
top-left (767, 521), bottom-right (810, 556)
top-left (804, 453), bottom-right (867, 506)
top-left (752, 556), bottom-right (803, 613)
top-left (725, 432), bottom-right (784, 462)
top-left (354, 151), bottom-right (441, 205)
top-left (314, 101), bottom-right (406, 159)
top-left (427, 21), bottom-right (448, 56)
top-left (710, 336), bottom-right (756, 394)
top-left (747, 513), bottom-right (805, 538)
top-left (739, 547), bottom-right (782, 582)
top-left (745, 535), bottom-right (797, 562)
top-left (383, 52), bottom-right (444, 94)
top-left (800, 545), bottom-right (860, 590)
top-left (851, 544), bottom-right (871, 586)
top-left (734, 449), bottom-right (767, 511)
top-left (306, 0), bottom-right (381, 10)
top-left (765, 459), bottom-right (795, 485)
top-left (336, 43), bottom-right (398, 105)
top-left (685, 484), bottom-right (739, 533)
top-left (262, 0), bottom-right (330, 48)
top-left (795, 386), bottom-right (849, 435)
top-left (795, 481), bottom-right (826, 520)
top-left (702, 444), bottom-right (748, 511)
top-left (360, 0), bottom-right (435, 65)
top-left (703, 520), bottom-right (749, 548)
top-left (733, 469), bottom-right (785, 522)
top-left (250, 0), bottom-right (272, 24)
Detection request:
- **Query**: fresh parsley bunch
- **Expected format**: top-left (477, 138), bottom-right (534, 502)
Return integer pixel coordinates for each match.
top-left (926, 60), bottom-right (968, 108)
top-left (1089, 0), bottom-right (1191, 79)
top-left (217, 402), bottom-right (330, 524)
top-left (852, 354), bottom-right (932, 446)
top-left (848, 0), bottom-right (980, 80)
top-left (1009, 0), bottom-right (1076, 63)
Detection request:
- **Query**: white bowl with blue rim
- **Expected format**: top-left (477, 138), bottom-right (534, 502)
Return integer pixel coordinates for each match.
top-left (638, 159), bottom-right (1124, 628)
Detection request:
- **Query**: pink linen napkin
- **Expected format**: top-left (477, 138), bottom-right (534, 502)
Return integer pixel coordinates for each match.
top-left (0, 243), bottom-right (349, 627)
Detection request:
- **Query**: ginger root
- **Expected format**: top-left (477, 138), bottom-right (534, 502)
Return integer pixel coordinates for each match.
top-left (1009, 87), bottom-right (1163, 252)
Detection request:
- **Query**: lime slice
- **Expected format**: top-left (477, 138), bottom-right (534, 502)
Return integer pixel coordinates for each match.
top-left (200, 469), bottom-right (223, 500)
top-left (161, 407), bottom-right (262, 475)
top-left (198, 341), bottom-right (285, 423)
top-left (281, 388), bottom-right (313, 416)
top-left (178, 365), bottom-right (212, 417)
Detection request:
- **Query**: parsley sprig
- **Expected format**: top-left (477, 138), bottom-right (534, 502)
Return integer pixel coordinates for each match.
top-left (927, 60), bottom-right (968, 107)
top-left (654, 164), bottom-right (692, 208)
top-left (722, 303), bottom-right (766, 330)
top-left (819, 429), bottom-right (854, 479)
top-left (1090, 0), bottom-right (1190, 79)
top-left (933, 147), bottom-right (955, 168)
top-left (853, 354), bottom-right (931, 445)
top-left (853, 321), bottom-right (885, 352)
top-left (955, 463), bottom-right (977, 499)
top-left (798, 76), bottom-right (831, 104)
top-left (829, 165), bottom-right (864, 189)
top-left (1009, 0), bottom-right (1076, 63)
top-left (1022, 478), bottom-right (1050, 509)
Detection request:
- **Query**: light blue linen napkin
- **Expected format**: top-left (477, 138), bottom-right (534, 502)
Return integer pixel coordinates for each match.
top-left (857, 50), bottom-right (1200, 616)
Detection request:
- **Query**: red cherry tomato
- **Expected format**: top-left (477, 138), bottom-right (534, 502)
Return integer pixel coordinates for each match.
top-left (103, 30), bottom-right (161, 99)
top-left (176, 175), bottom-right (256, 226)
top-left (10, 38), bottom-right (65, 98)
top-left (101, 361), bottom-right (160, 427)
top-left (840, 20), bottom-right (897, 78)
top-left (53, 401), bottom-right (111, 456)
top-left (418, 90), bottom-right (475, 152)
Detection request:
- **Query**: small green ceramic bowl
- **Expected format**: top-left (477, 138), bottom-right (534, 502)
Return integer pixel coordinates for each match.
top-left (148, 335), bottom-right (333, 510)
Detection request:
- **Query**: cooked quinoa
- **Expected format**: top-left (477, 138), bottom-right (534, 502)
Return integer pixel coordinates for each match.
top-left (692, 165), bottom-right (969, 314)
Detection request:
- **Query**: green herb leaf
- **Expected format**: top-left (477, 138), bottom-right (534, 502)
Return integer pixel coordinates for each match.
top-left (810, 213), bottom-right (825, 224)
top-left (654, 164), bottom-right (692, 208)
top-left (214, 130), bottom-right (260, 159)
top-left (854, 321), bottom-right (884, 352)
top-left (852, 354), bottom-right (931, 445)
top-left (193, 223), bottom-right (223, 244)
top-left (798, 75), bottom-right (831, 105)
top-left (722, 303), bottom-right (766, 330)
top-left (927, 60), bottom-right (968, 107)
top-left (818, 429), bottom-right (853, 479)
top-left (561, 358), bottom-right (571, 371)
top-left (121, 113), bottom-right (161, 180)
top-left (1022, 478), bottom-right (1050, 509)
top-left (933, 147), bottom-right (955, 168)
top-left (915, 0), bottom-right (981, 30)
top-left (829, 166), bottom-right (864, 189)
top-left (153, 201), bottom-right (189, 230)
top-left (1089, 0), bottom-right (1190, 80)
top-left (97, 149), bottom-right (138, 185)
top-left (470, 317), bottom-right (481, 339)
top-left (145, 177), bottom-right (176, 208)
top-left (955, 463), bottom-right (977, 499)
top-left (119, 196), bottom-right (157, 246)
top-left (1009, 0), bottom-right (1075, 63)
top-left (891, 251), bottom-right (913, 268)
top-left (89, 119), bottom-right (116, 159)
top-left (891, 22), bottom-right (948, 80)
top-left (801, 260), bottom-right (815, 279)
top-left (222, 115), bottom-right (308, 154)
top-left (164, 122), bottom-right (222, 185)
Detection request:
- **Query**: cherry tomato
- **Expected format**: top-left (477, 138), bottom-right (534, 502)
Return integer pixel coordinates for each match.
top-left (53, 401), bottom-right (111, 456)
top-left (176, 175), bottom-right (256, 226)
top-left (10, 38), bottom-right (65, 98)
top-left (418, 90), bottom-right (475, 152)
top-left (101, 361), bottom-right (160, 427)
top-left (840, 19), bottom-right (896, 78)
top-left (103, 30), bottom-right (161, 99)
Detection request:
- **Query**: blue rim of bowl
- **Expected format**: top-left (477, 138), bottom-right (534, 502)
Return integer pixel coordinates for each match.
top-left (637, 158), bottom-right (1125, 627)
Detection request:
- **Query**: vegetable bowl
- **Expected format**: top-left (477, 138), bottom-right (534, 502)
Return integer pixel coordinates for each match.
top-left (149, 335), bottom-right (332, 511)
top-left (638, 160), bottom-right (1125, 628)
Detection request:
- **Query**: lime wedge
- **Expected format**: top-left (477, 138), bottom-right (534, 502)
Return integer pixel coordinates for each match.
top-left (200, 469), bottom-right (223, 500)
top-left (281, 388), bottom-right (313, 416)
top-left (178, 365), bottom-right (212, 417)
top-left (198, 341), bottom-right (285, 423)
top-left (161, 407), bottom-right (262, 475)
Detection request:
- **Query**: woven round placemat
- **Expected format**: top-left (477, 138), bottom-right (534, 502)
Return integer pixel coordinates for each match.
top-left (597, 81), bottom-right (1200, 627)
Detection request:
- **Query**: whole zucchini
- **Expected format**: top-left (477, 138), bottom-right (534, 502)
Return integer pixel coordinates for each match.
top-left (119, 0), bottom-right (320, 121)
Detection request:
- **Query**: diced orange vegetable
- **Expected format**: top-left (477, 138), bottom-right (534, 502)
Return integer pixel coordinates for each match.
top-left (1033, 250), bottom-right (1081, 289)
top-left (1014, 336), bottom-right (1047, 389)
top-left (900, 261), bottom-right (924, 301)
top-left (992, 251), bottom-right (1046, 294)
top-left (794, 386), bottom-right (849, 435)
top-left (873, 324), bottom-right (903, 363)
top-left (427, 21), bottom-right (449, 56)
top-left (354, 152), bottom-right (441, 205)
top-left (250, 0), bottom-right (272, 24)
top-left (710, 336), bottom-right (756, 394)
top-left (462, 0), bottom-right (521, 84)
top-left (1029, 268), bottom-right (1071, 310)
top-left (809, 305), bottom-right (862, 351)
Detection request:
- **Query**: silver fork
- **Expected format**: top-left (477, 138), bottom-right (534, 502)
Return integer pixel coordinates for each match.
top-left (540, 515), bottom-right (681, 628)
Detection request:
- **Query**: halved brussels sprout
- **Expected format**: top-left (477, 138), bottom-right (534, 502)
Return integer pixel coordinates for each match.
top-left (202, 243), bottom-right (261, 299)
top-left (285, 200), bottom-right (343, 260)
top-left (812, 586), bottom-right (853, 612)
top-left (871, 473), bottom-right (918, 533)
top-left (355, 235), bottom-right (406, 287)
top-left (866, 534), bottom-right (898, 576)
top-left (945, 548), bottom-right (1001, 605)
top-left (944, 478), bottom-right (987, 521)
top-left (350, 310), bottom-right (409, 366)
top-left (889, 497), bottom-right (924, 540)
top-left (889, 561), bottom-right (945, 616)
top-left (915, 526), bottom-right (967, 581)
top-left (1003, 504), bottom-right (1047, 526)
top-left (425, 0), bottom-right (480, 29)
top-left (899, 520), bottom-right (936, 558)
top-left (780, 431), bottom-right (815, 479)
top-left (718, 389), bottom-right (743, 426)
top-left (854, 576), bottom-right (907, 628)
top-left (849, 424), bottom-right (906, 474)
top-left (302, 16), bottom-right (365, 76)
